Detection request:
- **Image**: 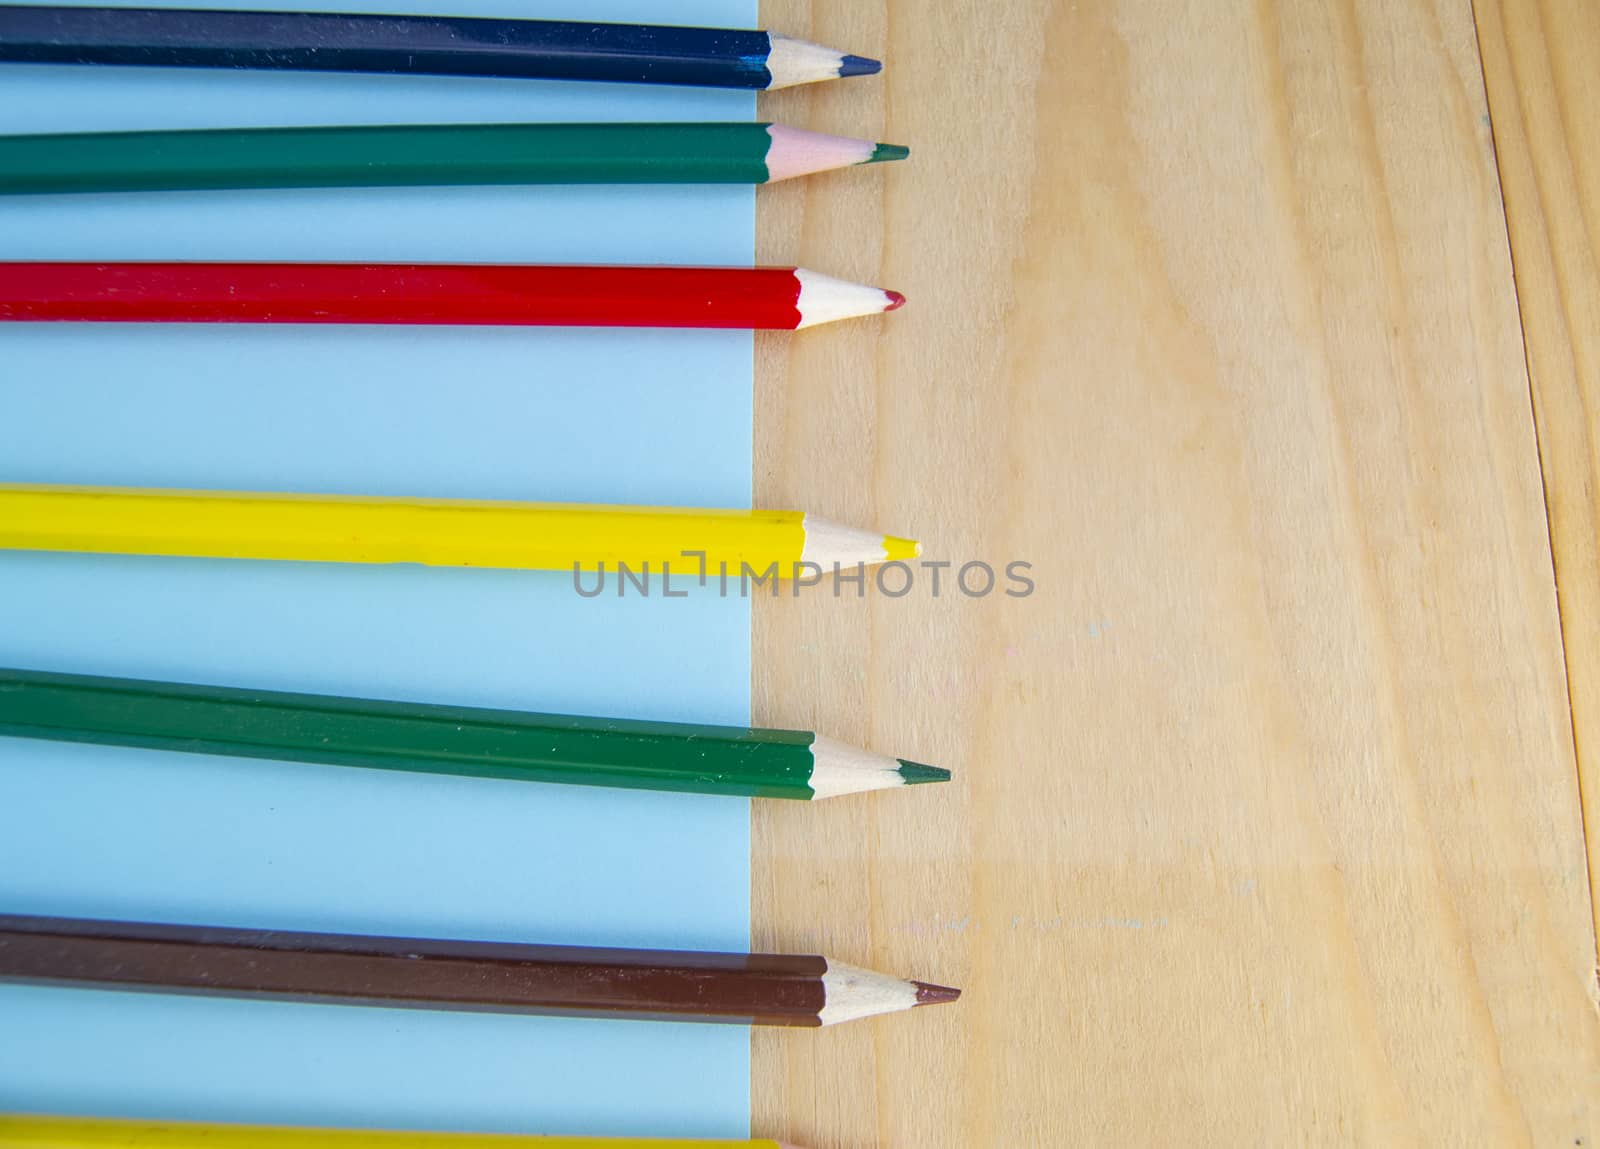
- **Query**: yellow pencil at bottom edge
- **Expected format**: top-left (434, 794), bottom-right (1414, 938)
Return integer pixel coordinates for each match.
top-left (0, 1115), bottom-right (797, 1149)
top-left (0, 484), bottom-right (918, 573)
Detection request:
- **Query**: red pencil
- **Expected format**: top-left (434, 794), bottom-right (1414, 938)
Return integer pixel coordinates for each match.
top-left (0, 262), bottom-right (905, 329)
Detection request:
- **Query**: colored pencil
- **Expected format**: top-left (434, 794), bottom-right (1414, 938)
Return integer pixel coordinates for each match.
top-left (0, 485), bottom-right (919, 572)
top-left (0, 1115), bottom-right (806, 1149)
top-left (0, 263), bottom-right (905, 329)
top-left (0, 667), bottom-right (951, 800)
top-left (0, 915), bottom-right (962, 1026)
top-left (0, 5), bottom-right (878, 91)
top-left (0, 122), bottom-right (908, 196)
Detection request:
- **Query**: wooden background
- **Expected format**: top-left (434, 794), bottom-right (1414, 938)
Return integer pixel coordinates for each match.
top-left (751, 0), bottom-right (1600, 1144)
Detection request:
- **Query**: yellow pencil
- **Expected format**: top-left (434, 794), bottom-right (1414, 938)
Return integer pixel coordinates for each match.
top-left (0, 484), bottom-right (918, 572)
top-left (0, 1115), bottom-right (802, 1149)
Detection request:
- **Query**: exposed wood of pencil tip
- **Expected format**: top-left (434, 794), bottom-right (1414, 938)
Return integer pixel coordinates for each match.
top-left (794, 268), bottom-right (905, 328)
top-left (799, 515), bottom-right (920, 567)
top-left (765, 34), bottom-right (881, 89)
top-left (762, 124), bottom-right (908, 182)
top-left (806, 736), bottom-right (951, 799)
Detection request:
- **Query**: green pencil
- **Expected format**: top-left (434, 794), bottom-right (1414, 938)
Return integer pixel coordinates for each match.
top-left (0, 122), bottom-right (909, 195)
top-left (0, 667), bottom-right (949, 801)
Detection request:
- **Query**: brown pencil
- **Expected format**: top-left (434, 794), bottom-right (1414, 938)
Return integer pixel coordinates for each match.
top-left (0, 914), bottom-right (960, 1027)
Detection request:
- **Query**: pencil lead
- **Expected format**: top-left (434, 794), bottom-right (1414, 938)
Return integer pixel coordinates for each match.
top-left (882, 534), bottom-right (921, 561)
top-left (897, 760), bottom-right (951, 785)
top-left (885, 289), bottom-right (907, 311)
top-left (837, 53), bottom-right (883, 78)
top-left (868, 142), bottom-right (910, 164)
top-left (912, 981), bottom-right (962, 1006)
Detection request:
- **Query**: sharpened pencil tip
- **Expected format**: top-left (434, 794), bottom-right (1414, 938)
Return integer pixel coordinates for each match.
top-left (885, 289), bottom-right (907, 311)
top-left (838, 53), bottom-right (883, 77)
top-left (868, 142), bottom-right (910, 164)
top-left (897, 760), bottom-right (951, 785)
top-left (913, 981), bottom-right (962, 1006)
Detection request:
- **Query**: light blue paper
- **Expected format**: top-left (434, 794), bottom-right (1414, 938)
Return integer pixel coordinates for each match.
top-left (0, 0), bottom-right (754, 1136)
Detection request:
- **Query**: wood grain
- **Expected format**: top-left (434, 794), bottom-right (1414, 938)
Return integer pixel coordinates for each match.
top-left (751, 0), bottom-right (1600, 1143)
top-left (1475, 0), bottom-right (1600, 963)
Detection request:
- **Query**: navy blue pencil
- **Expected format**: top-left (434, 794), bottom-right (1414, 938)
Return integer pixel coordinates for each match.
top-left (0, 4), bottom-right (881, 89)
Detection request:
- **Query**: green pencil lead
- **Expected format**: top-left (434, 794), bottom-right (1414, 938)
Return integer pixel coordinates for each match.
top-left (868, 142), bottom-right (911, 164)
top-left (897, 760), bottom-right (951, 785)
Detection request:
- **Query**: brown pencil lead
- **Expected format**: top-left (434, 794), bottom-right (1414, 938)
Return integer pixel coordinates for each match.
top-left (912, 980), bottom-right (962, 1006)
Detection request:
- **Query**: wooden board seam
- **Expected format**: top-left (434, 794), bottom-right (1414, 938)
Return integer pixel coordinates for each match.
top-left (1473, 0), bottom-right (1600, 979)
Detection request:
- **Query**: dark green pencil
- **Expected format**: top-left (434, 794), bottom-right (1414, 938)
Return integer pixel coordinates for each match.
top-left (0, 667), bottom-right (948, 800)
top-left (0, 121), bottom-right (909, 196)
